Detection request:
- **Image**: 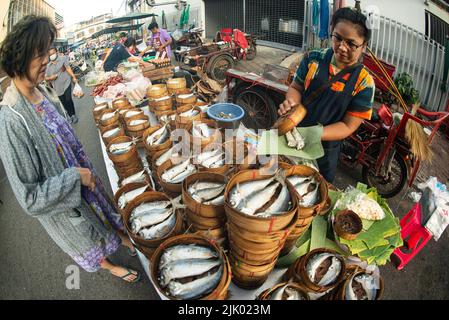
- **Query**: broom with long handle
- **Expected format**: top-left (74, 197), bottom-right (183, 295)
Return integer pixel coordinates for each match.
top-left (366, 47), bottom-right (433, 162)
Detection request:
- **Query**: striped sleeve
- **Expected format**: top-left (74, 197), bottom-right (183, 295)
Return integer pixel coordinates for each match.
top-left (293, 54), bottom-right (310, 87)
top-left (346, 69), bottom-right (375, 120)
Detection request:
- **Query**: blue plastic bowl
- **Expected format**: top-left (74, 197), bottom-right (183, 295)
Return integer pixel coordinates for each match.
top-left (207, 103), bottom-right (245, 130)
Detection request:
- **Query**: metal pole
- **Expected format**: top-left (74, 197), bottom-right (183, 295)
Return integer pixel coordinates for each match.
top-left (243, 0), bottom-right (246, 32)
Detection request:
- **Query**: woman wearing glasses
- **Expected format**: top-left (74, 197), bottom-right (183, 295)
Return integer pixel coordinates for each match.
top-left (278, 8), bottom-right (374, 183)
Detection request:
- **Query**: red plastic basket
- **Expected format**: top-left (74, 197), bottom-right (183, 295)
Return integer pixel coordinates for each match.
top-left (362, 53), bottom-right (396, 92)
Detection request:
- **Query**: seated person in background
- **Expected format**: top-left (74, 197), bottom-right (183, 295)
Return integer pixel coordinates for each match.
top-left (102, 37), bottom-right (150, 72)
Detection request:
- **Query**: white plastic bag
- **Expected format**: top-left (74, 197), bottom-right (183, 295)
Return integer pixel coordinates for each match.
top-left (418, 177), bottom-right (449, 240)
top-left (72, 83), bottom-right (84, 98)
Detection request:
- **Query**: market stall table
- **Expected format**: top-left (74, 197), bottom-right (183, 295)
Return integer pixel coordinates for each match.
top-left (98, 106), bottom-right (297, 300)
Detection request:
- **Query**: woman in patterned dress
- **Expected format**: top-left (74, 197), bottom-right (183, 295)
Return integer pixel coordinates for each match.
top-left (0, 15), bottom-right (140, 283)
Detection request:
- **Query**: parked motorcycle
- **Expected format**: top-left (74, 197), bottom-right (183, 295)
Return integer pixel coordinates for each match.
top-left (173, 27), bottom-right (204, 48)
top-left (341, 104), bottom-right (449, 198)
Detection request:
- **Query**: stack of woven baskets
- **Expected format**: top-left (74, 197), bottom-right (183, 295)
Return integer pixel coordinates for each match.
top-left (224, 168), bottom-right (299, 289)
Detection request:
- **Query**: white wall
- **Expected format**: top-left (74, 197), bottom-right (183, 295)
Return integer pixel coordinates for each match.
top-left (140, 0), bottom-right (205, 37)
top-left (361, 0), bottom-right (449, 34)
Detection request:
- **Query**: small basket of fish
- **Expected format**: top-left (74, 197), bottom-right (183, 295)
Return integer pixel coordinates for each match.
top-left (195, 145), bottom-right (233, 176)
top-left (143, 124), bottom-right (172, 157)
top-left (112, 97), bottom-right (131, 110)
top-left (157, 110), bottom-right (177, 130)
top-left (150, 95), bottom-right (174, 112)
top-left (284, 248), bottom-right (346, 294)
top-left (157, 158), bottom-right (197, 196)
top-left (279, 165), bottom-right (329, 255)
top-left (257, 282), bottom-right (310, 300)
top-left (147, 84), bottom-right (169, 100)
top-left (175, 106), bottom-right (202, 130)
top-left (100, 124), bottom-right (126, 146)
top-left (107, 136), bottom-right (139, 164)
top-left (151, 143), bottom-right (184, 171)
top-left (150, 234), bottom-right (232, 300)
top-left (118, 170), bottom-right (151, 189)
top-left (99, 110), bottom-right (120, 127)
top-left (333, 266), bottom-right (384, 300)
top-left (182, 172), bottom-right (227, 219)
top-left (186, 119), bottom-right (222, 149)
top-left (224, 168), bottom-right (298, 233)
top-left (166, 78), bottom-right (187, 95)
top-left (113, 182), bottom-right (152, 216)
top-left (124, 109), bottom-right (145, 122)
top-left (175, 90), bottom-right (197, 106)
top-left (125, 115), bottom-right (150, 133)
top-left (122, 191), bottom-right (184, 260)
top-left (115, 161), bottom-right (145, 181)
top-left (93, 102), bottom-right (109, 124)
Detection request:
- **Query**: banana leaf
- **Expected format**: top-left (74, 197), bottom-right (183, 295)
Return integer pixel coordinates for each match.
top-left (257, 125), bottom-right (324, 160)
top-left (276, 239), bottom-right (311, 268)
top-left (310, 215), bottom-right (328, 250)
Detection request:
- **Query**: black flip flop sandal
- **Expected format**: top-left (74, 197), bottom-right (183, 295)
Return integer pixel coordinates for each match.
top-left (115, 268), bottom-right (141, 283)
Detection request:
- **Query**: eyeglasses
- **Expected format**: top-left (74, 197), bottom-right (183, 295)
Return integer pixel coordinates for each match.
top-left (331, 34), bottom-right (365, 51)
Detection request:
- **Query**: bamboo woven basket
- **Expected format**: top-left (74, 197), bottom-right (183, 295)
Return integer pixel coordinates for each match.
top-left (93, 103), bottom-right (109, 123)
top-left (229, 241), bottom-right (281, 266)
top-left (167, 78), bottom-right (187, 91)
top-left (257, 282), bottom-right (310, 300)
top-left (226, 224), bottom-right (285, 252)
top-left (224, 169), bottom-right (298, 233)
top-left (157, 159), bottom-right (196, 195)
top-left (272, 105), bottom-right (307, 136)
top-left (185, 208), bottom-right (226, 230)
top-left (280, 223), bottom-right (312, 256)
top-left (175, 90), bottom-right (197, 106)
top-left (112, 97), bottom-right (131, 110)
top-left (125, 115), bottom-right (150, 132)
top-left (150, 146), bottom-right (176, 171)
top-left (186, 119), bottom-right (222, 149)
top-left (284, 165), bottom-right (329, 219)
top-left (99, 110), bottom-right (120, 127)
top-left (150, 95), bottom-right (173, 111)
top-left (229, 253), bottom-right (277, 289)
top-left (175, 106), bottom-right (202, 130)
top-left (124, 109), bottom-right (145, 121)
top-left (142, 125), bottom-right (173, 157)
top-left (122, 192), bottom-right (184, 259)
top-left (101, 125), bottom-right (126, 145)
top-left (118, 170), bottom-right (151, 189)
top-left (193, 226), bottom-right (227, 241)
top-left (284, 248), bottom-right (346, 293)
top-left (113, 182), bottom-right (151, 217)
top-left (226, 219), bottom-right (292, 245)
top-left (147, 84), bottom-right (168, 99)
top-left (182, 172), bottom-right (227, 219)
top-left (106, 136), bottom-right (138, 164)
top-left (150, 234), bottom-right (232, 300)
top-left (115, 163), bottom-right (145, 180)
top-left (334, 266), bottom-right (384, 300)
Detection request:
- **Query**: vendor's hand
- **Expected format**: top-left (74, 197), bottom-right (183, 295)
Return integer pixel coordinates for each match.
top-left (157, 46), bottom-right (165, 52)
top-left (72, 77), bottom-right (78, 83)
top-left (278, 98), bottom-right (298, 116)
top-left (77, 168), bottom-right (96, 192)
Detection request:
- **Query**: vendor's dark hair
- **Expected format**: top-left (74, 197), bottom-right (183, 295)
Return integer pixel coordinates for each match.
top-left (331, 7), bottom-right (371, 42)
top-left (124, 37), bottom-right (136, 48)
top-left (0, 15), bottom-right (56, 79)
top-left (148, 22), bottom-right (159, 30)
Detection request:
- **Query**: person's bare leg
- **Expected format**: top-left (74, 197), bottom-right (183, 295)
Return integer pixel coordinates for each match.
top-left (100, 258), bottom-right (139, 282)
top-left (117, 231), bottom-right (136, 253)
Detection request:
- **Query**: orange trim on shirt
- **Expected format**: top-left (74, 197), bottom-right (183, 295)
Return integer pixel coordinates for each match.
top-left (346, 109), bottom-right (373, 120)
